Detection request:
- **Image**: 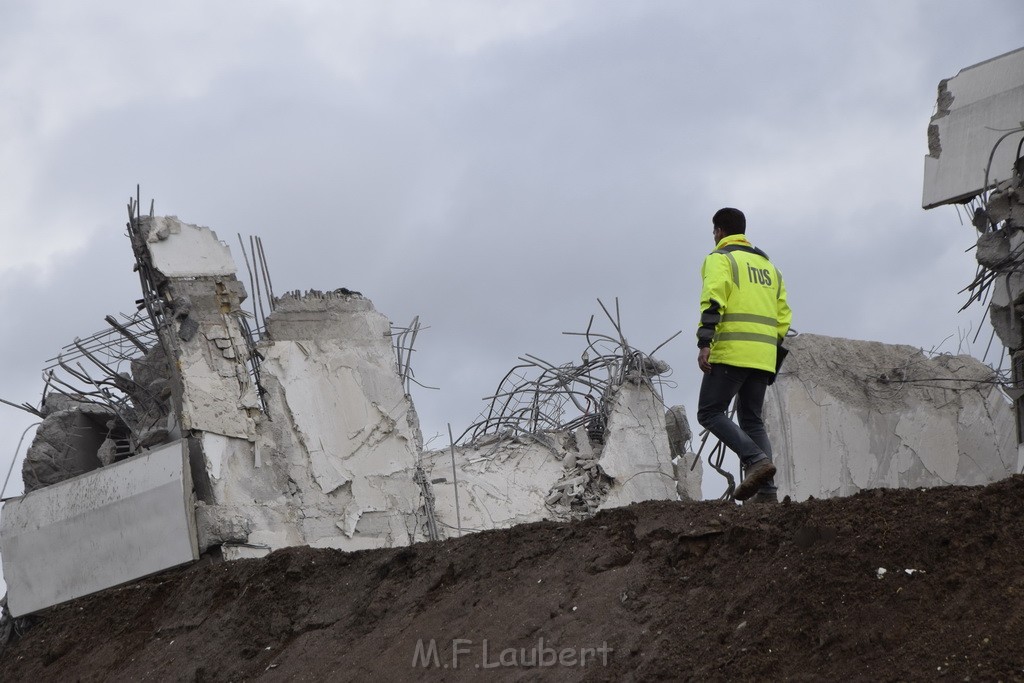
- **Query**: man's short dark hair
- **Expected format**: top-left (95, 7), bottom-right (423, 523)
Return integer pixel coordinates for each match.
top-left (713, 207), bottom-right (746, 235)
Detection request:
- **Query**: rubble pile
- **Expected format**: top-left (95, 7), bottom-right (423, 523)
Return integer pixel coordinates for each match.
top-left (1, 204), bottom-right (691, 618)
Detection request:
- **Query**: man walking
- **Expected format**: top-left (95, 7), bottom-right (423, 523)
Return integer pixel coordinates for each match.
top-left (696, 208), bottom-right (792, 502)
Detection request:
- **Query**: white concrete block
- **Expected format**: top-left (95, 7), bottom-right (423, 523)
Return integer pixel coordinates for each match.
top-left (598, 382), bottom-right (677, 510)
top-left (923, 47), bottom-right (1024, 208)
top-left (425, 439), bottom-right (566, 535)
top-left (215, 294), bottom-right (424, 553)
top-left (222, 544), bottom-right (271, 561)
top-left (0, 441), bottom-right (199, 616)
top-left (764, 334), bottom-right (1017, 501)
top-left (674, 453), bottom-right (703, 501)
top-left (142, 217), bottom-right (237, 277)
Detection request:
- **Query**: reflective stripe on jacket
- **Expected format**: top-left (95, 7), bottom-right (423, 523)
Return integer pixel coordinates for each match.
top-left (696, 234), bottom-right (792, 372)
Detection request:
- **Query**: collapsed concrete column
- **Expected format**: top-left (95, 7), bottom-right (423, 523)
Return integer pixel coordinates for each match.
top-left (923, 48), bottom-right (1024, 472)
top-left (190, 290), bottom-right (424, 557)
top-left (129, 218), bottom-right (424, 557)
top-left (135, 216), bottom-right (261, 443)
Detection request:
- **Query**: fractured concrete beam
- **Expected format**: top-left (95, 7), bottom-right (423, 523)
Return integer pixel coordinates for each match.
top-left (923, 47), bottom-right (1024, 209)
top-left (140, 216), bottom-right (237, 278)
top-left (0, 440), bottom-right (199, 617)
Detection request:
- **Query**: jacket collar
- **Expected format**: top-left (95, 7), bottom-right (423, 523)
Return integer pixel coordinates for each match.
top-left (715, 234), bottom-right (752, 250)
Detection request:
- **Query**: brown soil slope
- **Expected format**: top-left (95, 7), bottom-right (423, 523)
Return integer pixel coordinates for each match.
top-left (2, 476), bottom-right (1024, 682)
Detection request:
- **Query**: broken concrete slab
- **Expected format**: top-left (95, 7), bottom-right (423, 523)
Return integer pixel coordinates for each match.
top-left (597, 381), bottom-right (677, 510)
top-left (665, 405), bottom-right (692, 456)
top-left (421, 435), bottom-right (568, 535)
top-left (139, 216), bottom-right (237, 278)
top-left (129, 216), bottom-right (262, 444)
top-left (0, 440), bottom-right (199, 617)
top-left (673, 453), bottom-right (702, 502)
top-left (923, 47), bottom-right (1024, 209)
top-left (419, 378), bottom-right (688, 536)
top-left (763, 333), bottom-right (1016, 501)
top-left (179, 290), bottom-right (422, 555)
top-left (665, 405), bottom-right (701, 501)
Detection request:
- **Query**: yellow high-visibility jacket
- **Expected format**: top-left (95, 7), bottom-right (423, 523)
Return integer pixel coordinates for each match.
top-left (697, 234), bottom-right (792, 372)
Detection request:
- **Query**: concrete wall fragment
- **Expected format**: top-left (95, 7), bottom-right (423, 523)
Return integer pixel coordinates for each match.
top-left (422, 435), bottom-right (568, 535)
top-left (665, 405), bottom-right (701, 501)
top-left (0, 441), bottom-right (199, 616)
top-left (140, 216), bottom-right (237, 277)
top-left (420, 379), bottom-right (687, 538)
top-left (190, 290), bottom-right (422, 557)
top-left (597, 382), bottom-right (677, 510)
top-left (764, 334), bottom-right (1016, 501)
top-left (923, 47), bottom-right (1024, 209)
top-left (133, 216), bottom-right (260, 445)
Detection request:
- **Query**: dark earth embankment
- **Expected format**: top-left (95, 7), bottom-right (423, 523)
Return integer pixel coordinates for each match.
top-left (2, 476), bottom-right (1024, 682)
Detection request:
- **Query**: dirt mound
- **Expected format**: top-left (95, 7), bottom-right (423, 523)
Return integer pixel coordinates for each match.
top-left (3, 476), bottom-right (1024, 682)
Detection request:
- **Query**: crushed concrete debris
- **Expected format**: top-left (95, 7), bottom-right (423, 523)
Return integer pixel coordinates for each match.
top-left (9, 211), bottom-right (690, 586)
top-left (419, 302), bottom-right (687, 532)
top-left (665, 405), bottom-right (701, 501)
top-left (420, 351), bottom-right (687, 531)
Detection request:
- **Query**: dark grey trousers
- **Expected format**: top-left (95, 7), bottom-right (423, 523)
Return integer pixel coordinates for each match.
top-left (696, 363), bottom-right (777, 494)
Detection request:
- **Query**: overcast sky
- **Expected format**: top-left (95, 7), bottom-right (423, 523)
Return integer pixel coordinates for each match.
top-left (1, 1), bottom-right (1023, 508)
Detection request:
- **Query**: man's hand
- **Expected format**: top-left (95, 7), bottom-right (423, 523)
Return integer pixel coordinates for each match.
top-left (697, 347), bottom-right (712, 374)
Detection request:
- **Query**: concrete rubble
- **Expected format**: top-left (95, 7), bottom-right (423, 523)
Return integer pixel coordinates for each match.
top-left (922, 47), bottom-right (1024, 209)
top-left (666, 405), bottom-right (702, 501)
top-left (923, 48), bottom-right (1024, 470)
top-left (419, 383), bottom-right (685, 535)
top-left (5, 51), bottom-right (1024, 623)
top-left (7, 199), bottom-right (1019, 617)
top-left (204, 289), bottom-right (424, 557)
top-left (1, 210), bottom-right (691, 615)
top-left (763, 333), bottom-right (1019, 501)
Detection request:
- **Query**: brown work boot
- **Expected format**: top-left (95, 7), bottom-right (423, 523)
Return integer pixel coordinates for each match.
top-left (745, 490), bottom-right (778, 505)
top-left (734, 460), bottom-right (777, 501)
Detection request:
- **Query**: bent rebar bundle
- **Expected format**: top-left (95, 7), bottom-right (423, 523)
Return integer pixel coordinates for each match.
top-left (456, 298), bottom-right (680, 446)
